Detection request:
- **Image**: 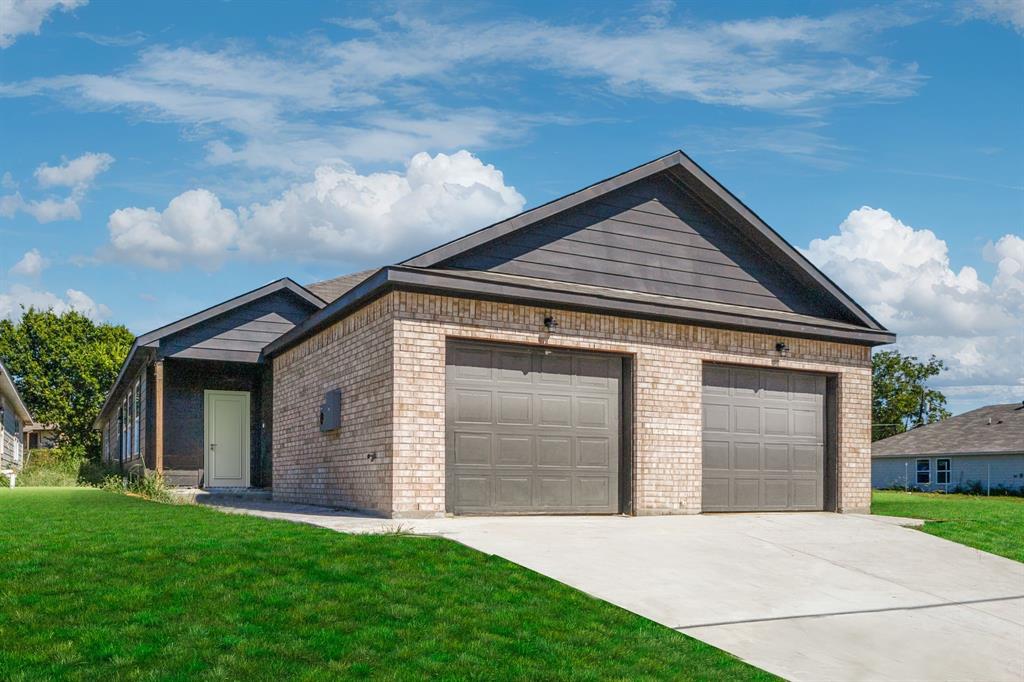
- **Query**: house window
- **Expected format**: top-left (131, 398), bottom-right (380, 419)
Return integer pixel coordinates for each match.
top-left (916, 458), bottom-right (930, 485)
top-left (133, 381), bottom-right (141, 458)
top-left (936, 458), bottom-right (951, 485)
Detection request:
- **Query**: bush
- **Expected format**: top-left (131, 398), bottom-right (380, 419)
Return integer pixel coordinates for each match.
top-left (99, 471), bottom-right (174, 504)
top-left (16, 449), bottom-right (82, 487)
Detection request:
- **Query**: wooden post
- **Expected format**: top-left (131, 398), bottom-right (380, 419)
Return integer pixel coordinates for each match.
top-left (154, 360), bottom-right (164, 473)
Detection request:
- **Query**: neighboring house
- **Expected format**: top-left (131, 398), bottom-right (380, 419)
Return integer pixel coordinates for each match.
top-left (23, 423), bottom-right (58, 451)
top-left (0, 360), bottom-right (31, 471)
top-left (96, 150), bottom-right (895, 516)
top-left (872, 403), bottom-right (1024, 493)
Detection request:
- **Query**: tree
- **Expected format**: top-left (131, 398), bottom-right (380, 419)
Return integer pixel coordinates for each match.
top-left (872, 350), bottom-right (951, 441)
top-left (0, 308), bottom-right (133, 459)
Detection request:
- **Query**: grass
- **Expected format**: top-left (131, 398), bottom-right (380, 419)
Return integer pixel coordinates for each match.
top-left (872, 490), bottom-right (1024, 563)
top-left (0, 489), bottom-right (776, 681)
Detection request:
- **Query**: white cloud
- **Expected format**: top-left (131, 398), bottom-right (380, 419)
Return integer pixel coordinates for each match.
top-left (105, 189), bottom-right (239, 271)
top-left (960, 0), bottom-right (1024, 34)
top-left (805, 208), bottom-right (1023, 404)
top-left (34, 151), bottom-right (113, 188)
top-left (0, 0), bottom-right (87, 48)
top-left (101, 150), bottom-right (524, 269)
top-left (0, 8), bottom-right (924, 174)
top-left (0, 151), bottom-right (114, 223)
top-left (0, 284), bottom-right (109, 321)
top-left (9, 248), bottom-right (49, 277)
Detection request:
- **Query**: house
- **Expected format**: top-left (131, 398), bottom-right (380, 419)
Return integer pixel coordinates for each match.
top-left (96, 150), bottom-right (895, 515)
top-left (23, 423), bottom-right (57, 451)
top-left (872, 403), bottom-right (1024, 493)
top-left (0, 359), bottom-right (31, 472)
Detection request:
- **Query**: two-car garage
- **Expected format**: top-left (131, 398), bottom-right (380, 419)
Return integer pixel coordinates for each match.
top-left (445, 340), bottom-right (830, 515)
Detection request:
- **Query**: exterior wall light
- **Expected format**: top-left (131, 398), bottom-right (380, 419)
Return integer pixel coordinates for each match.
top-left (775, 342), bottom-right (791, 356)
top-left (543, 315), bottom-right (559, 331)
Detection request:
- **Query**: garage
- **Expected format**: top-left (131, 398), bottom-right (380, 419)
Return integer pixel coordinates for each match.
top-left (446, 341), bottom-right (623, 514)
top-left (702, 364), bottom-right (827, 512)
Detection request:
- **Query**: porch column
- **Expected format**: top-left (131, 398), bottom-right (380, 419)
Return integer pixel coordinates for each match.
top-left (154, 360), bottom-right (164, 473)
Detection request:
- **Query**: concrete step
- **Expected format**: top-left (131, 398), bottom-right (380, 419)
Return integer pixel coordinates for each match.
top-left (171, 487), bottom-right (273, 504)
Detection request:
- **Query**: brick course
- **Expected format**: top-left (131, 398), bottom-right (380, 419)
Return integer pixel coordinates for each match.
top-left (272, 291), bottom-right (873, 517)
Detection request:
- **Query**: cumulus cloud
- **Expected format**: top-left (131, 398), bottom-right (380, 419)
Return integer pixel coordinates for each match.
top-left (0, 0), bottom-right (86, 48)
top-left (805, 207), bottom-right (1023, 405)
top-left (238, 150), bottom-right (525, 260)
top-left (0, 284), bottom-right (109, 321)
top-left (9, 248), bottom-right (49, 277)
top-left (106, 189), bottom-right (239, 271)
top-left (100, 151), bottom-right (524, 270)
top-left (0, 151), bottom-right (114, 223)
top-left (34, 151), bottom-right (113, 189)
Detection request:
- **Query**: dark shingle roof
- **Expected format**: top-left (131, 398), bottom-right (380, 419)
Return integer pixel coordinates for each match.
top-left (872, 403), bottom-right (1024, 458)
top-left (306, 269), bottom-right (379, 303)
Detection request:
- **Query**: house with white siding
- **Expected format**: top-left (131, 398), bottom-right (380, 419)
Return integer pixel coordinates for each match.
top-left (0, 360), bottom-right (31, 476)
top-left (872, 402), bottom-right (1024, 494)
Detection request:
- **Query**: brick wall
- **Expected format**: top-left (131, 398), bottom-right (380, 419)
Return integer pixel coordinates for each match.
top-left (272, 290), bottom-right (874, 517)
top-left (271, 296), bottom-right (395, 513)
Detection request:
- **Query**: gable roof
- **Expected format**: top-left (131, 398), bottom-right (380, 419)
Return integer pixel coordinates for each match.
top-left (873, 403), bottom-right (1024, 458)
top-left (94, 278), bottom-right (324, 428)
top-left (306, 269), bottom-right (379, 303)
top-left (0, 359), bottom-right (32, 425)
top-left (403, 150), bottom-right (886, 333)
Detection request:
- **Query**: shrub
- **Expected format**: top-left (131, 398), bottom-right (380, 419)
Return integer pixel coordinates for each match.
top-left (16, 449), bottom-right (82, 487)
top-left (98, 471), bottom-right (174, 504)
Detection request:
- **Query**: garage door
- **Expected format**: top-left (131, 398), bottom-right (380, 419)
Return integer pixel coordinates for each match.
top-left (702, 364), bottom-right (826, 512)
top-left (446, 341), bottom-right (621, 514)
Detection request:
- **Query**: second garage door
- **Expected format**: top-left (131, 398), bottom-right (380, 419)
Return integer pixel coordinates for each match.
top-left (702, 364), bottom-right (827, 512)
top-left (446, 341), bottom-right (622, 514)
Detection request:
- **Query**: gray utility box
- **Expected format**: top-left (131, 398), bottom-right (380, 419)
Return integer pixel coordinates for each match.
top-left (319, 389), bottom-right (342, 432)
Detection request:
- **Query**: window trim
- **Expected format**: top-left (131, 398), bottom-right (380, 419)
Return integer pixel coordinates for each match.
top-left (916, 458), bottom-right (931, 485)
top-left (936, 458), bottom-right (951, 485)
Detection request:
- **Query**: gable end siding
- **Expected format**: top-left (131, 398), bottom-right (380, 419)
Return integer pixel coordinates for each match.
top-left (441, 174), bottom-right (852, 322)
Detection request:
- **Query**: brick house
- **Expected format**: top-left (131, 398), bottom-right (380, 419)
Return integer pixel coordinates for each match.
top-left (97, 151), bottom-right (894, 516)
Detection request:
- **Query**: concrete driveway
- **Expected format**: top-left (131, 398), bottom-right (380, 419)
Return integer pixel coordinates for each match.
top-left (206, 501), bottom-right (1024, 682)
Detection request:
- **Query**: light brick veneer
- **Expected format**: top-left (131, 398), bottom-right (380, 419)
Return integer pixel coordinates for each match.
top-left (272, 290), bottom-right (873, 517)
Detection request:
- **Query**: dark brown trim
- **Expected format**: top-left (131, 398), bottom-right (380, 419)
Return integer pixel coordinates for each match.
top-left (620, 355), bottom-right (634, 515)
top-left (825, 374), bottom-right (839, 512)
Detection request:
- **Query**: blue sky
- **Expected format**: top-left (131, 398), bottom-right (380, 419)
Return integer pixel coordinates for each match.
top-left (0, 0), bottom-right (1021, 414)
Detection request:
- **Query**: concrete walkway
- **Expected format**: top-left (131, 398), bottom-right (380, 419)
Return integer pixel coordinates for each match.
top-left (202, 498), bottom-right (1024, 682)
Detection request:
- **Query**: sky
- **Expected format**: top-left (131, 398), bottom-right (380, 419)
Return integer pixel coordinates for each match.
top-left (0, 0), bottom-right (1021, 415)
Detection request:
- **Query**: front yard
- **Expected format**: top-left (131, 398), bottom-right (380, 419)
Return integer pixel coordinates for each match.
top-left (0, 488), bottom-right (774, 681)
top-left (872, 490), bottom-right (1024, 562)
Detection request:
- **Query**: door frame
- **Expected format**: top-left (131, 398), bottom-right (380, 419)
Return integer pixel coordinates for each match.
top-left (203, 389), bottom-right (251, 488)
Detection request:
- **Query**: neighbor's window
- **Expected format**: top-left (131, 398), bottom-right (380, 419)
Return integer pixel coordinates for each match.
top-left (936, 458), bottom-right (951, 485)
top-left (916, 458), bottom-right (930, 485)
top-left (133, 381), bottom-right (141, 458)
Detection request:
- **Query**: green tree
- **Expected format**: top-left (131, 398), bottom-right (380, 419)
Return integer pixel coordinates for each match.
top-left (872, 350), bottom-right (951, 441)
top-left (0, 308), bottom-right (133, 459)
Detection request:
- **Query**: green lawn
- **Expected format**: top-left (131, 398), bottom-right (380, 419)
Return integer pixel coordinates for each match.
top-left (0, 489), bottom-right (774, 681)
top-left (872, 490), bottom-right (1024, 563)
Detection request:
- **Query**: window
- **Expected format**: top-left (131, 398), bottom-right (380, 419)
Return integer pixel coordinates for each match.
top-left (916, 458), bottom-right (930, 485)
top-left (133, 381), bottom-right (141, 458)
top-left (936, 458), bottom-right (951, 485)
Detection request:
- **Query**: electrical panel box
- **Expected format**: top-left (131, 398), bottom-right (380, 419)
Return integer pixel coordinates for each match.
top-left (319, 389), bottom-right (342, 432)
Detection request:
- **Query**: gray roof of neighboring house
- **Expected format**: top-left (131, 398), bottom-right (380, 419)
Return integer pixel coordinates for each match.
top-left (872, 403), bottom-right (1024, 458)
top-left (0, 359), bottom-right (32, 424)
top-left (306, 269), bottom-right (379, 303)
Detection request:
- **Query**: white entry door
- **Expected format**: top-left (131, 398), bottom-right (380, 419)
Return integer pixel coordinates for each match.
top-left (204, 390), bottom-right (250, 488)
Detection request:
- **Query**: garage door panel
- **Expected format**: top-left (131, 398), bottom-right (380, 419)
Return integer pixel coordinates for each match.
top-left (448, 341), bottom-right (621, 514)
top-left (538, 436), bottom-right (571, 467)
top-left (496, 435), bottom-right (532, 466)
top-left (578, 437), bottom-right (611, 467)
top-left (453, 432), bottom-right (491, 466)
top-left (733, 405), bottom-right (760, 434)
top-left (454, 390), bottom-right (492, 423)
top-left (496, 392), bottom-right (532, 424)
top-left (703, 364), bottom-right (826, 512)
top-left (577, 397), bottom-right (610, 428)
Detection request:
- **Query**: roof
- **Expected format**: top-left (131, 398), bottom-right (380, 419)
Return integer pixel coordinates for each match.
top-left (94, 278), bottom-right (325, 428)
top-left (403, 149), bottom-right (887, 333)
top-left (266, 150), bottom-right (894, 357)
top-left (0, 359), bottom-right (33, 424)
top-left (872, 403), bottom-right (1024, 458)
top-left (306, 269), bottom-right (378, 303)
